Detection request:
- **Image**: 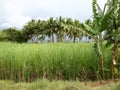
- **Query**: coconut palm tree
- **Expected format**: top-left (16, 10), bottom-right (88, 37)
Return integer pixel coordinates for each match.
top-left (84, 19), bottom-right (93, 42)
top-left (46, 17), bottom-right (58, 42)
top-left (73, 19), bottom-right (83, 43)
top-left (65, 18), bottom-right (74, 42)
top-left (22, 19), bottom-right (37, 42)
top-left (56, 16), bottom-right (65, 42)
top-left (37, 20), bottom-right (47, 42)
top-left (64, 18), bottom-right (83, 43)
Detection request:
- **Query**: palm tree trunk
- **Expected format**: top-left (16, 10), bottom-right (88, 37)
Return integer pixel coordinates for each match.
top-left (73, 34), bottom-right (76, 43)
top-left (60, 31), bottom-right (63, 42)
top-left (57, 30), bottom-right (62, 42)
top-left (86, 36), bottom-right (87, 42)
top-left (57, 31), bottom-right (60, 42)
top-left (63, 31), bottom-right (66, 42)
top-left (57, 34), bottom-right (60, 42)
top-left (51, 33), bottom-right (54, 42)
top-left (41, 34), bottom-right (44, 43)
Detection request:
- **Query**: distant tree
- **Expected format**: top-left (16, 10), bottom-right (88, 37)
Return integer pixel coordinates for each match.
top-left (64, 18), bottom-right (73, 42)
top-left (45, 17), bottom-right (56, 42)
top-left (56, 16), bottom-right (65, 42)
top-left (3, 27), bottom-right (23, 42)
top-left (72, 19), bottom-right (83, 43)
top-left (22, 19), bottom-right (38, 42)
top-left (84, 19), bottom-right (93, 42)
top-left (0, 31), bottom-right (8, 41)
top-left (64, 18), bottom-right (83, 43)
top-left (37, 20), bottom-right (46, 42)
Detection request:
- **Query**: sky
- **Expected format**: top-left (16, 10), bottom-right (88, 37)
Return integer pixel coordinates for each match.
top-left (0, 0), bottom-right (107, 29)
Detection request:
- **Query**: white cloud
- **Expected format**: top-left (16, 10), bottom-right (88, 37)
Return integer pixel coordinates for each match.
top-left (0, 15), bottom-right (31, 29)
top-left (36, 17), bottom-right (50, 21)
top-left (0, 23), bottom-right (11, 27)
top-left (0, 0), bottom-right (107, 29)
top-left (9, 15), bottom-right (31, 28)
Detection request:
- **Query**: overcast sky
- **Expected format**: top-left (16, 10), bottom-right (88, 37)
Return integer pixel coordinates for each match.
top-left (0, 0), bottom-right (107, 29)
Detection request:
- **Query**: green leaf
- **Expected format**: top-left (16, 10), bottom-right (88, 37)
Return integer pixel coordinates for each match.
top-left (83, 23), bottom-right (98, 35)
top-left (100, 3), bottom-right (117, 32)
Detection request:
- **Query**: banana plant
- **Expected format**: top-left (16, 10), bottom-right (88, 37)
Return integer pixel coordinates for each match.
top-left (83, 0), bottom-right (117, 80)
top-left (104, 0), bottom-right (120, 79)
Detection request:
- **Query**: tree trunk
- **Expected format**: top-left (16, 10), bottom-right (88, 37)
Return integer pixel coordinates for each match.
top-left (41, 34), bottom-right (44, 43)
top-left (86, 36), bottom-right (88, 42)
top-left (110, 41), bottom-right (118, 79)
top-left (57, 31), bottom-right (60, 42)
top-left (57, 30), bottom-right (62, 42)
top-left (63, 31), bottom-right (66, 42)
top-left (73, 34), bottom-right (76, 43)
top-left (58, 35), bottom-right (60, 42)
top-left (51, 33), bottom-right (54, 42)
top-left (60, 31), bottom-right (63, 42)
top-left (100, 56), bottom-right (105, 80)
top-left (97, 41), bottom-right (105, 80)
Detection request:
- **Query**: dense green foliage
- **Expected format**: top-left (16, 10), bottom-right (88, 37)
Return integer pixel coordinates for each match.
top-left (0, 31), bottom-right (8, 41)
top-left (2, 28), bottom-right (24, 42)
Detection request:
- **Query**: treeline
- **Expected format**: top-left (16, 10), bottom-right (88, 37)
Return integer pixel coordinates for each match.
top-left (0, 17), bottom-right (90, 43)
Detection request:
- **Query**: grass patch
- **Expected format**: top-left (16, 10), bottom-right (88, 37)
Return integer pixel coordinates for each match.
top-left (0, 79), bottom-right (120, 90)
top-left (0, 42), bottom-right (119, 81)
